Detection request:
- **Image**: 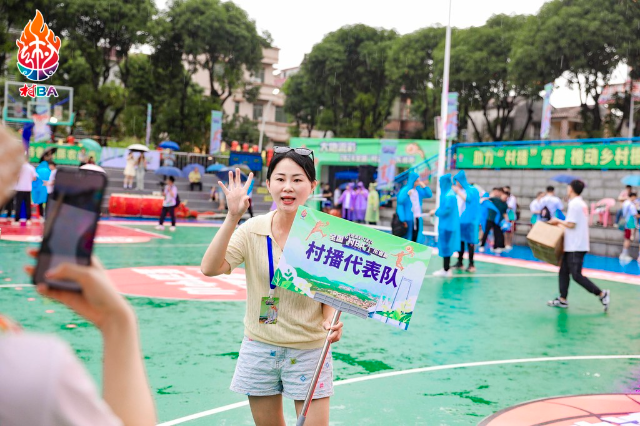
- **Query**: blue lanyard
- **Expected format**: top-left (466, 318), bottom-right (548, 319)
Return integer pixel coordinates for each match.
top-left (267, 236), bottom-right (275, 294)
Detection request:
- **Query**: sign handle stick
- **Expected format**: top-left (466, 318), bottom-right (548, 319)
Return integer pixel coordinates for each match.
top-left (296, 309), bottom-right (342, 426)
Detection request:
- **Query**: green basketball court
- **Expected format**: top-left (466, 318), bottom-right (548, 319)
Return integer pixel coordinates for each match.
top-left (1, 221), bottom-right (638, 425)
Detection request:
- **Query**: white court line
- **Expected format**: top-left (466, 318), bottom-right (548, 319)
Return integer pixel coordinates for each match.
top-left (0, 284), bottom-right (30, 288)
top-left (105, 220), bottom-right (222, 228)
top-left (106, 223), bottom-right (172, 240)
top-left (425, 272), bottom-right (554, 279)
top-left (156, 354), bottom-right (640, 426)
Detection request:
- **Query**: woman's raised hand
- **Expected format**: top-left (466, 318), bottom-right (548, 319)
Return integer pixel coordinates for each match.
top-left (219, 168), bottom-right (254, 220)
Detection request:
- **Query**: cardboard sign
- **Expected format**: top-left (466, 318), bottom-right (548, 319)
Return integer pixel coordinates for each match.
top-left (272, 207), bottom-right (431, 330)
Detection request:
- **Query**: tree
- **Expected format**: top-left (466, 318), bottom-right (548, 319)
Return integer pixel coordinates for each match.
top-left (518, 0), bottom-right (627, 136)
top-left (223, 114), bottom-right (260, 144)
top-left (0, 0), bottom-right (49, 74)
top-left (387, 27), bottom-right (446, 139)
top-left (435, 14), bottom-right (529, 142)
top-left (296, 24), bottom-right (398, 138)
top-left (283, 71), bottom-right (322, 137)
top-left (168, 0), bottom-right (264, 107)
top-left (44, 0), bottom-right (157, 141)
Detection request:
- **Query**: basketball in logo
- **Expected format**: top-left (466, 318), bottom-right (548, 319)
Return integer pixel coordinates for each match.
top-left (16, 10), bottom-right (61, 81)
top-left (479, 394), bottom-right (640, 426)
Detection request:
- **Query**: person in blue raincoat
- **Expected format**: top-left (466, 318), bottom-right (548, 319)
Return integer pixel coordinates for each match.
top-left (452, 170), bottom-right (480, 272)
top-left (429, 174), bottom-right (460, 277)
top-left (396, 172), bottom-right (432, 244)
top-left (33, 160), bottom-right (51, 219)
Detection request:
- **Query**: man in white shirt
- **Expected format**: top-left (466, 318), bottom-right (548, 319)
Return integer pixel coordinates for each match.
top-left (13, 158), bottom-right (37, 226)
top-left (529, 191), bottom-right (544, 224)
top-left (547, 180), bottom-right (610, 311)
top-left (619, 192), bottom-right (639, 262)
top-left (539, 186), bottom-right (563, 222)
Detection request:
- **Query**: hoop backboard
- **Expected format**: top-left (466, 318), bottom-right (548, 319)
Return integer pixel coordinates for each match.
top-left (3, 81), bottom-right (74, 126)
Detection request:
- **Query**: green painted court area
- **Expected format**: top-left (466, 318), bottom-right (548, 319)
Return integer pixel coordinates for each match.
top-left (1, 222), bottom-right (639, 425)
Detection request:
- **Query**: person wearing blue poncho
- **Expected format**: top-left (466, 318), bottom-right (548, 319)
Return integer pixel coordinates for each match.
top-left (429, 174), bottom-right (460, 277)
top-left (34, 161), bottom-right (51, 219)
top-left (479, 188), bottom-right (509, 253)
top-left (452, 171), bottom-right (480, 272)
top-left (396, 172), bottom-right (432, 244)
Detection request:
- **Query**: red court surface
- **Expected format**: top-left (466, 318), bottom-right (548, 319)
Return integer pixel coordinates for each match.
top-left (108, 266), bottom-right (247, 301)
top-left (0, 221), bottom-right (169, 244)
top-left (480, 394), bottom-right (640, 426)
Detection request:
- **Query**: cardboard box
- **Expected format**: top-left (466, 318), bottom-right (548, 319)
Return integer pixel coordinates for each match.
top-left (526, 221), bottom-right (564, 266)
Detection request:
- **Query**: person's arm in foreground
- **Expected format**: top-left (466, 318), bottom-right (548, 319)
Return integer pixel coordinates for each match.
top-left (201, 169), bottom-right (253, 276)
top-left (25, 252), bottom-right (155, 426)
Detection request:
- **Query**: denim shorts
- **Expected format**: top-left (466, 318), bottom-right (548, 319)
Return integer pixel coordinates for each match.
top-left (230, 337), bottom-right (334, 400)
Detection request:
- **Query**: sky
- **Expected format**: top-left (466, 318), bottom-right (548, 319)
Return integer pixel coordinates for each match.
top-left (155, 0), bottom-right (628, 108)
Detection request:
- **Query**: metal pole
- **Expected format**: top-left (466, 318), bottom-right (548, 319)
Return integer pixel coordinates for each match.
top-left (296, 309), bottom-right (341, 426)
top-left (435, 0), bottom-right (452, 235)
top-left (258, 99), bottom-right (271, 154)
top-left (629, 84), bottom-right (635, 140)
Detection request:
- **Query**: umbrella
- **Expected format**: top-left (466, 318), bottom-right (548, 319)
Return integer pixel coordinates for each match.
top-left (80, 164), bottom-right (106, 174)
top-left (621, 175), bottom-right (640, 186)
top-left (233, 164), bottom-right (251, 175)
top-left (182, 163), bottom-right (205, 178)
top-left (206, 163), bottom-right (225, 172)
top-left (40, 146), bottom-right (57, 162)
top-left (154, 166), bottom-right (182, 178)
top-left (127, 143), bottom-right (149, 152)
top-left (216, 166), bottom-right (247, 180)
top-left (79, 138), bottom-right (101, 152)
top-left (159, 141), bottom-right (180, 151)
top-left (551, 174), bottom-right (581, 184)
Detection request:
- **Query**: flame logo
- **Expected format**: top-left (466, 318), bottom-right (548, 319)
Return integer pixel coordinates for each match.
top-left (16, 10), bottom-right (61, 81)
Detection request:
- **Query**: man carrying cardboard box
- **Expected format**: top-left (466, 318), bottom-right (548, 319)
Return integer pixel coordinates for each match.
top-left (547, 180), bottom-right (610, 312)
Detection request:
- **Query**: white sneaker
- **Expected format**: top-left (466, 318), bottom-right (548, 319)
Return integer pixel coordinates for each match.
top-left (505, 245), bottom-right (513, 251)
top-left (478, 247), bottom-right (485, 253)
top-left (155, 225), bottom-right (165, 230)
top-left (620, 253), bottom-right (633, 262)
top-left (169, 226), bottom-right (176, 232)
top-left (432, 269), bottom-right (452, 278)
top-left (493, 248), bottom-right (504, 254)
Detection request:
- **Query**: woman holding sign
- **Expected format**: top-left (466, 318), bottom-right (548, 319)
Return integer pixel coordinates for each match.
top-left (201, 148), bottom-right (344, 426)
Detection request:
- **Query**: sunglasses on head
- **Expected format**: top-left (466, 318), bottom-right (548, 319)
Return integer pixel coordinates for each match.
top-left (273, 146), bottom-right (314, 162)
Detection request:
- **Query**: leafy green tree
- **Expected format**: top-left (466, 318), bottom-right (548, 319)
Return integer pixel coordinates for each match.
top-left (516, 0), bottom-right (627, 136)
top-left (42, 0), bottom-right (157, 141)
top-left (435, 14), bottom-right (528, 142)
top-left (223, 114), bottom-right (261, 144)
top-left (0, 0), bottom-right (50, 74)
top-left (168, 0), bottom-right (264, 106)
top-left (387, 27), bottom-right (446, 139)
top-left (283, 71), bottom-right (322, 136)
top-left (293, 24), bottom-right (398, 138)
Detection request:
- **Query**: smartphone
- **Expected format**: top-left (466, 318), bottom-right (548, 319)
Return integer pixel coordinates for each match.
top-left (33, 167), bottom-right (108, 291)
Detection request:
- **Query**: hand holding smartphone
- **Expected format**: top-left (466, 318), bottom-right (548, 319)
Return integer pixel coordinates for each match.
top-left (33, 167), bottom-right (107, 291)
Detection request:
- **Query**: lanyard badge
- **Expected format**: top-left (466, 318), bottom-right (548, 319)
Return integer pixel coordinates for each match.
top-left (259, 236), bottom-right (279, 325)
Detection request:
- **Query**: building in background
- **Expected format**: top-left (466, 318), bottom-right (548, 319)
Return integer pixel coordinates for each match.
top-left (192, 47), bottom-right (289, 146)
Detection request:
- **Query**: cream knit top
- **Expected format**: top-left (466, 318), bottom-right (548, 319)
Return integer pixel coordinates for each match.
top-left (225, 211), bottom-right (326, 349)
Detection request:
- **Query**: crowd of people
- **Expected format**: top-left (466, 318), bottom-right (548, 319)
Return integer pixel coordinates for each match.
top-left (1, 148), bottom-right (58, 226)
top-left (321, 181), bottom-right (381, 225)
